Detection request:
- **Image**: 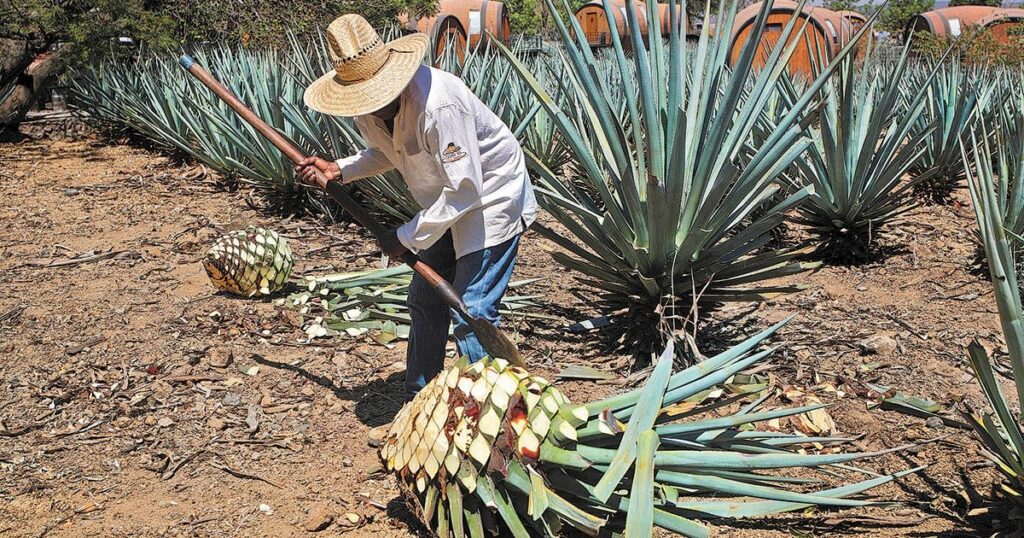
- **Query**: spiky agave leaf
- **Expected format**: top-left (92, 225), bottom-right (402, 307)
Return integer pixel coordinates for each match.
top-left (793, 37), bottom-right (940, 260)
top-left (909, 60), bottom-right (992, 204)
top-left (491, 0), bottom-right (876, 361)
top-left (380, 319), bottom-right (920, 537)
top-left (204, 226), bottom-right (293, 297)
top-left (963, 119), bottom-right (1024, 528)
top-left (989, 78), bottom-right (1024, 283)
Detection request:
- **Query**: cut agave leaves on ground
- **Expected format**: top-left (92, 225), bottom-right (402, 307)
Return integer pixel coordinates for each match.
top-left (279, 265), bottom-right (549, 343)
top-left (379, 317), bottom-right (921, 537)
top-left (493, 0), bottom-right (876, 362)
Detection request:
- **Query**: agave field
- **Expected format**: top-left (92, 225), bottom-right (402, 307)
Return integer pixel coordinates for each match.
top-left (5, 0), bottom-right (1024, 535)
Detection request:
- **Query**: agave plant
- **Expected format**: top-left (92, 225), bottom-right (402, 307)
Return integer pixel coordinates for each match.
top-left (444, 40), bottom-right (578, 178)
top-left (792, 39), bottom-right (939, 259)
top-left (380, 319), bottom-right (919, 537)
top-left (909, 60), bottom-right (992, 204)
top-left (990, 80), bottom-right (1024, 267)
top-left (963, 121), bottom-right (1024, 530)
top-left (68, 39), bottom-right (419, 220)
top-left (493, 0), bottom-right (872, 359)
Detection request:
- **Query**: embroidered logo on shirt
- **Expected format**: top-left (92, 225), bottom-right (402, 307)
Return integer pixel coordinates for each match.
top-left (440, 142), bottom-right (467, 164)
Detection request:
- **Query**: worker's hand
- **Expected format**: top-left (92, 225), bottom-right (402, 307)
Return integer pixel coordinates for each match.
top-left (294, 156), bottom-right (341, 189)
top-left (379, 228), bottom-right (408, 260)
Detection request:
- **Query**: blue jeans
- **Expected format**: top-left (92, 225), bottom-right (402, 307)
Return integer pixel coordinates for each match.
top-left (405, 232), bottom-right (521, 393)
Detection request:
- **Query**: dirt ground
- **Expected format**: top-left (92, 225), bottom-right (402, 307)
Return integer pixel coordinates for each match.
top-left (0, 137), bottom-right (1005, 537)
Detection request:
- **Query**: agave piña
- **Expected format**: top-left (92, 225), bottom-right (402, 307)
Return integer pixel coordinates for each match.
top-left (381, 320), bottom-right (918, 537)
top-left (204, 226), bottom-right (293, 297)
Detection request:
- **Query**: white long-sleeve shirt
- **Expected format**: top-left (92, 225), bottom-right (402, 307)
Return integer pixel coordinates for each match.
top-left (335, 65), bottom-right (537, 259)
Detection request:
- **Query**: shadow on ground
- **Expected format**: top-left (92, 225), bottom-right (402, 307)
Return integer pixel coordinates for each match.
top-left (253, 354), bottom-right (409, 427)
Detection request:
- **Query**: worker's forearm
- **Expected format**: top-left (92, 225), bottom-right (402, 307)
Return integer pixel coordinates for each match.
top-left (335, 148), bottom-right (396, 182)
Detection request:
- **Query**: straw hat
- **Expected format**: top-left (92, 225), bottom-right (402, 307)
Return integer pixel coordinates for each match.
top-left (304, 15), bottom-right (428, 117)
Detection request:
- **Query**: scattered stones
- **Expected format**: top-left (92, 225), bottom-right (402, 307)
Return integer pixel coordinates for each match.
top-left (303, 504), bottom-right (334, 532)
top-left (859, 334), bottom-right (897, 355)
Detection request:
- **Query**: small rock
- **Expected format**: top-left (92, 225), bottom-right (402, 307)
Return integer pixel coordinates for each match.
top-left (208, 347), bottom-right (232, 369)
top-left (303, 504), bottom-right (334, 532)
top-left (260, 392), bottom-right (274, 406)
top-left (859, 334), bottom-right (897, 355)
top-left (339, 512), bottom-right (361, 527)
top-left (144, 415), bottom-right (157, 426)
top-left (925, 416), bottom-right (946, 430)
top-left (113, 416), bottom-right (132, 428)
top-left (64, 188), bottom-right (79, 196)
top-left (222, 392), bottom-right (242, 407)
top-left (341, 458), bottom-right (352, 468)
top-left (367, 424), bottom-right (389, 448)
top-left (259, 503), bottom-right (274, 515)
top-left (207, 417), bottom-right (227, 430)
top-left (157, 417), bottom-right (174, 428)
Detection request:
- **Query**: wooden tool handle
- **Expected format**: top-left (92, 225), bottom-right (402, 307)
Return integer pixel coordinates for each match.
top-left (179, 55), bottom-right (390, 237)
top-left (178, 55), bottom-right (468, 310)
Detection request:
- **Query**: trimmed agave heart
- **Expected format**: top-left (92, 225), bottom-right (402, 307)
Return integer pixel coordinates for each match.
top-left (203, 226), bottom-right (293, 297)
top-left (379, 320), bottom-right (920, 537)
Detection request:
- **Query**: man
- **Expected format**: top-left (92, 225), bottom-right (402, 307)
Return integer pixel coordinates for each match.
top-left (295, 14), bottom-right (536, 394)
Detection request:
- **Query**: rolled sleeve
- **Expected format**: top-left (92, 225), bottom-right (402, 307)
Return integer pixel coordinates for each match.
top-left (335, 148), bottom-right (395, 183)
top-left (396, 105), bottom-right (483, 253)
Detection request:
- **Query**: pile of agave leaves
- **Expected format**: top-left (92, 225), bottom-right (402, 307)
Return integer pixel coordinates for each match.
top-left (279, 265), bottom-right (550, 343)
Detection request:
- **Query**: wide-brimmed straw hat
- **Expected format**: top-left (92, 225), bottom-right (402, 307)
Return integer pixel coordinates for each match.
top-left (304, 14), bottom-right (427, 117)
